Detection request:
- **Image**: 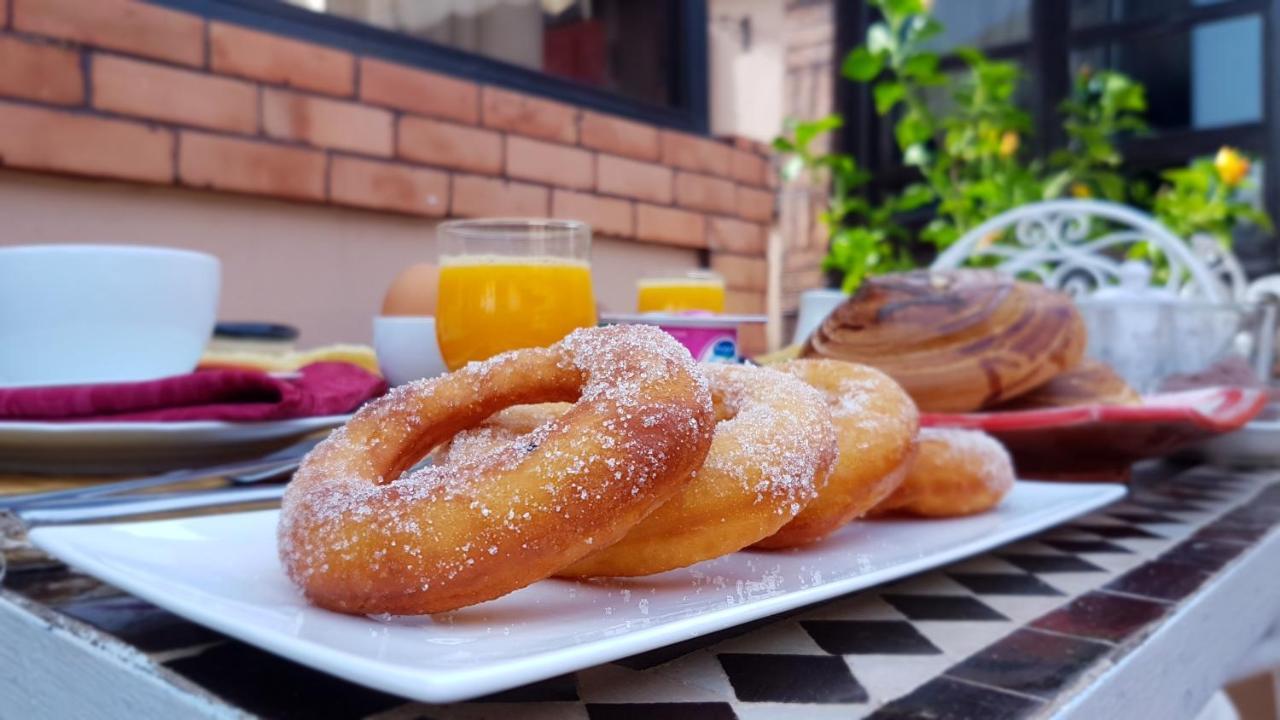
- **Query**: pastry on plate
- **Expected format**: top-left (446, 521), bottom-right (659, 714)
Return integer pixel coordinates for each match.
top-left (997, 358), bottom-right (1140, 410)
top-left (802, 269), bottom-right (1087, 412)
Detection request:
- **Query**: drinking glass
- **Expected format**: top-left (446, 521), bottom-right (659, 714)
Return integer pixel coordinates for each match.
top-left (435, 219), bottom-right (596, 370)
top-left (636, 270), bottom-right (726, 313)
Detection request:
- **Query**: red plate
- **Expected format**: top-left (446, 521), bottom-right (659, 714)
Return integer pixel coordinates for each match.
top-left (922, 387), bottom-right (1268, 482)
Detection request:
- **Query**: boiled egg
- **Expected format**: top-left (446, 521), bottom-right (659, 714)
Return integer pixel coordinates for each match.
top-left (381, 262), bottom-right (439, 316)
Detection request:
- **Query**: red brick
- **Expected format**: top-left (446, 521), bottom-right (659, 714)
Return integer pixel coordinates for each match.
top-left (330, 156), bottom-right (448, 217)
top-left (505, 135), bottom-right (592, 190)
top-left (178, 131), bottom-right (325, 201)
top-left (660, 130), bottom-right (732, 176)
top-left (397, 115), bottom-right (502, 175)
top-left (725, 290), bottom-right (766, 314)
top-left (731, 148), bottom-right (769, 187)
top-left (451, 174), bottom-right (548, 218)
top-left (674, 171), bottom-right (737, 214)
top-left (580, 111), bottom-right (659, 161)
top-left (552, 190), bottom-right (633, 238)
top-left (0, 101), bottom-right (171, 183)
top-left (481, 86), bottom-right (576, 143)
top-left (708, 216), bottom-right (767, 256)
top-left (359, 57), bottom-right (477, 125)
top-left (737, 186), bottom-right (775, 222)
top-left (596, 154), bottom-right (673, 205)
top-left (262, 88), bottom-right (391, 157)
top-left (93, 55), bottom-right (255, 133)
top-left (0, 36), bottom-right (81, 105)
top-left (635, 204), bottom-right (706, 248)
top-left (711, 253), bottom-right (769, 291)
top-left (210, 22), bottom-right (353, 96)
top-left (14, 0), bottom-right (203, 67)
top-left (2, 0), bottom-right (9, 28)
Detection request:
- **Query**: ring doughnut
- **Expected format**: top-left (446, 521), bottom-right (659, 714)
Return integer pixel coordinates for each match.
top-left (278, 325), bottom-right (714, 615)
top-left (869, 427), bottom-right (1014, 518)
top-left (432, 403), bottom-right (572, 467)
top-left (753, 359), bottom-right (919, 549)
top-left (559, 363), bottom-right (837, 577)
top-left (437, 364), bottom-right (838, 576)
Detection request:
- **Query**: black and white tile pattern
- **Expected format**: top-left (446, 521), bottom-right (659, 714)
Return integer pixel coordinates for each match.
top-left (4, 462), bottom-right (1279, 720)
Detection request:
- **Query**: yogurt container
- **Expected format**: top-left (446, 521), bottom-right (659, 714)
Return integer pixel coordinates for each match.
top-left (601, 313), bottom-right (767, 363)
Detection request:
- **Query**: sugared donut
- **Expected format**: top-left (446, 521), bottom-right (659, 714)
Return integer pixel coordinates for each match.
top-left (869, 427), bottom-right (1014, 518)
top-left (278, 325), bottom-right (713, 615)
top-left (431, 403), bottom-right (572, 467)
top-left (754, 359), bottom-right (919, 549)
top-left (559, 363), bottom-right (837, 577)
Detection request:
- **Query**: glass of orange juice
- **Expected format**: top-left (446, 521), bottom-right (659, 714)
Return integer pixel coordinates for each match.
top-left (435, 219), bottom-right (596, 370)
top-left (636, 270), bottom-right (726, 313)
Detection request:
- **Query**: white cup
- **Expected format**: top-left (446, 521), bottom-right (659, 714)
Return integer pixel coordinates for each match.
top-left (792, 288), bottom-right (849, 345)
top-left (0, 245), bottom-right (220, 387)
top-left (373, 316), bottom-right (447, 386)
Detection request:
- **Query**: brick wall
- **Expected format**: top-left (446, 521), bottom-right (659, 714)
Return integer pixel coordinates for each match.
top-left (0, 0), bottom-right (779, 350)
top-left (779, 0), bottom-right (836, 327)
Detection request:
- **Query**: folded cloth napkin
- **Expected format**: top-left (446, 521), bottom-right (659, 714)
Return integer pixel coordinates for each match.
top-left (0, 362), bottom-right (387, 422)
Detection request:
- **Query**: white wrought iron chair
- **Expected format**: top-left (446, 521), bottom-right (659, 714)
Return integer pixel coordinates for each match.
top-left (930, 199), bottom-right (1231, 301)
top-left (931, 198), bottom-right (1275, 389)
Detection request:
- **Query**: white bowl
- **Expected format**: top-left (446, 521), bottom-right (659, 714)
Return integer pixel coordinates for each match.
top-left (0, 245), bottom-right (220, 387)
top-left (1074, 298), bottom-right (1275, 393)
top-left (373, 316), bottom-right (446, 386)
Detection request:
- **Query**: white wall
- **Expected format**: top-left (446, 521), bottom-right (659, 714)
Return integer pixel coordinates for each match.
top-left (709, 0), bottom-right (786, 143)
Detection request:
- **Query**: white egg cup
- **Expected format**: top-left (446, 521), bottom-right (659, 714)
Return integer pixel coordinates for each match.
top-left (372, 316), bottom-right (447, 386)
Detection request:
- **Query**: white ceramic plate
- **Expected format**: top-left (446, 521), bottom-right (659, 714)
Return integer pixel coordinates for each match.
top-left (29, 480), bottom-right (1124, 703)
top-left (1191, 419), bottom-right (1280, 467)
top-left (0, 415), bottom-right (349, 475)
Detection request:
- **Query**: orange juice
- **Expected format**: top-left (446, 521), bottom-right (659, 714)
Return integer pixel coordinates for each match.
top-left (436, 256), bottom-right (596, 370)
top-left (636, 276), bottom-right (726, 313)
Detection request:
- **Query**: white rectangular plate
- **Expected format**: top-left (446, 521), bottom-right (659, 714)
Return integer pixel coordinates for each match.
top-left (30, 480), bottom-right (1124, 703)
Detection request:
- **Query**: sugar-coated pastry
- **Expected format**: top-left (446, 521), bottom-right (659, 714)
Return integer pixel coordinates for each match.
top-left (278, 325), bottom-right (713, 615)
top-left (560, 363), bottom-right (837, 576)
top-left (869, 427), bottom-right (1014, 518)
top-left (754, 359), bottom-right (918, 549)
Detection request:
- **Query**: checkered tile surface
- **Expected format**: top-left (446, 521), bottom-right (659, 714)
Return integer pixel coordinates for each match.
top-left (6, 463), bottom-right (1279, 719)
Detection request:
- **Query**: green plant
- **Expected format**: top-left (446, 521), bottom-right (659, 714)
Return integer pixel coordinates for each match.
top-left (1045, 68), bottom-right (1148, 202)
top-left (773, 115), bottom-right (914, 291)
top-left (1153, 148), bottom-right (1273, 247)
top-left (778, 0), bottom-right (1272, 292)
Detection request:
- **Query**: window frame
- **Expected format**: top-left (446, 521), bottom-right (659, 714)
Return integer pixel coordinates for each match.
top-left (833, 0), bottom-right (1279, 272)
top-left (148, 0), bottom-right (710, 134)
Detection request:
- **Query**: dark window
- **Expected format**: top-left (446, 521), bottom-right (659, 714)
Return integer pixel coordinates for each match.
top-left (924, 0), bottom-right (1031, 51)
top-left (1069, 14), bottom-right (1263, 132)
top-left (281, 0), bottom-right (677, 108)
top-left (149, 0), bottom-right (709, 132)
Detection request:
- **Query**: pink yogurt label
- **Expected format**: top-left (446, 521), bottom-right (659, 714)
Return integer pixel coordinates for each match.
top-left (661, 325), bottom-right (739, 363)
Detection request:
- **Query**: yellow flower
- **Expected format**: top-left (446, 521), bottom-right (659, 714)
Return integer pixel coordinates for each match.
top-left (1214, 146), bottom-right (1250, 187)
top-left (920, 0), bottom-right (935, 13)
top-left (1070, 183), bottom-right (1092, 198)
top-left (998, 131), bottom-right (1019, 158)
top-left (976, 230), bottom-right (1001, 250)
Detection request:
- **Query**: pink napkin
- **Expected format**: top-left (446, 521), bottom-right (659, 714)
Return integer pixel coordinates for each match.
top-left (0, 363), bottom-right (387, 422)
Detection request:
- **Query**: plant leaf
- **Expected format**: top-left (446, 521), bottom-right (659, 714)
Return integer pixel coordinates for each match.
top-left (874, 81), bottom-right (906, 114)
top-left (842, 46), bottom-right (884, 82)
